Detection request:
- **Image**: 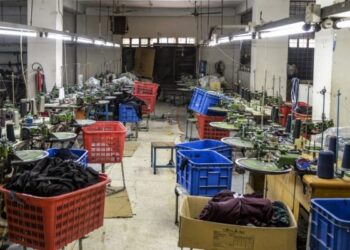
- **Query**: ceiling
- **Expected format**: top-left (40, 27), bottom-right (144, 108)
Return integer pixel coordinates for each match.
top-left (77, 0), bottom-right (244, 9)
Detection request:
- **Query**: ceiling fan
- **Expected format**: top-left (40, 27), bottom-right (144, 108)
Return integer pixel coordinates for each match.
top-left (111, 0), bottom-right (138, 16)
top-left (190, 1), bottom-right (222, 17)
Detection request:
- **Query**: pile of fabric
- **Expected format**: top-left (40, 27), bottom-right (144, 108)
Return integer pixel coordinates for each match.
top-left (5, 158), bottom-right (99, 197)
top-left (199, 190), bottom-right (290, 227)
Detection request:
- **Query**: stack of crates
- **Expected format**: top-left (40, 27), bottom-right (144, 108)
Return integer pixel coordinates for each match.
top-left (176, 139), bottom-right (233, 196)
top-left (133, 81), bottom-right (159, 114)
top-left (188, 88), bottom-right (229, 140)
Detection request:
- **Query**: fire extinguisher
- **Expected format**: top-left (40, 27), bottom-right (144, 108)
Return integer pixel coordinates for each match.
top-left (32, 62), bottom-right (46, 94)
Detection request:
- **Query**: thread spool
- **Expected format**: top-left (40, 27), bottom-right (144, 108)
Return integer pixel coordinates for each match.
top-left (293, 119), bottom-right (302, 139)
top-left (317, 150), bottom-right (334, 179)
top-left (247, 90), bottom-right (251, 102)
top-left (273, 108), bottom-right (279, 123)
top-left (6, 123), bottom-right (16, 142)
top-left (13, 110), bottom-right (20, 128)
top-left (342, 144), bottom-right (350, 170)
top-left (328, 136), bottom-right (337, 163)
top-left (285, 114), bottom-right (292, 133)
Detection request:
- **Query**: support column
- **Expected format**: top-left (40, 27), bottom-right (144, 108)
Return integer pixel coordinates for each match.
top-left (27, 0), bottom-right (63, 98)
top-left (250, 0), bottom-right (290, 99)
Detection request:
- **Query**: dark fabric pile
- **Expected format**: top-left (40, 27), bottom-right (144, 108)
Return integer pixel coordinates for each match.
top-left (5, 158), bottom-right (99, 197)
top-left (199, 190), bottom-right (290, 227)
top-left (116, 91), bottom-right (146, 119)
top-left (53, 148), bottom-right (80, 161)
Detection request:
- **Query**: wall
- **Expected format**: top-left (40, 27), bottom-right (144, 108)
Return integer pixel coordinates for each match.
top-left (330, 29), bottom-right (350, 126)
top-left (250, 0), bottom-right (290, 99)
top-left (74, 14), bottom-right (241, 83)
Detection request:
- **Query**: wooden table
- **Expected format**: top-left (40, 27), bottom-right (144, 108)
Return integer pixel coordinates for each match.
top-left (266, 171), bottom-right (350, 222)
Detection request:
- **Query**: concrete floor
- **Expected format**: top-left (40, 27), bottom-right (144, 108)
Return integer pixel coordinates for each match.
top-left (67, 102), bottom-right (247, 250)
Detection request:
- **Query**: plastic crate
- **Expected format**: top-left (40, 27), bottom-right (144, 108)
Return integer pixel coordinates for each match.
top-left (177, 150), bottom-right (233, 196)
top-left (188, 88), bottom-right (222, 115)
top-left (82, 121), bottom-right (127, 163)
top-left (176, 139), bottom-right (232, 160)
top-left (134, 82), bottom-right (159, 95)
top-left (118, 104), bottom-right (141, 123)
top-left (134, 93), bottom-right (157, 114)
top-left (47, 148), bottom-right (88, 168)
top-left (196, 114), bottom-right (230, 140)
top-left (0, 174), bottom-right (109, 250)
top-left (310, 198), bottom-right (350, 250)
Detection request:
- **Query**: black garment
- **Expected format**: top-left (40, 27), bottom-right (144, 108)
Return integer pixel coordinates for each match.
top-left (199, 189), bottom-right (290, 227)
top-left (54, 148), bottom-right (80, 161)
top-left (115, 91), bottom-right (146, 119)
top-left (5, 158), bottom-right (99, 197)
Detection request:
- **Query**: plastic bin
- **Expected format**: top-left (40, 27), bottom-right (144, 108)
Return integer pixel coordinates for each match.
top-left (118, 104), bottom-right (141, 123)
top-left (188, 88), bottom-right (222, 115)
top-left (82, 121), bottom-right (127, 163)
top-left (176, 139), bottom-right (232, 160)
top-left (196, 114), bottom-right (230, 140)
top-left (134, 93), bottom-right (157, 114)
top-left (177, 150), bottom-right (233, 196)
top-left (47, 148), bottom-right (88, 168)
top-left (310, 198), bottom-right (350, 250)
top-left (134, 82), bottom-right (159, 95)
top-left (0, 174), bottom-right (109, 250)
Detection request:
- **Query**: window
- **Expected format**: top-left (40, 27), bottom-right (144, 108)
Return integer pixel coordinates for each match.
top-left (168, 37), bottom-right (176, 44)
top-left (289, 39), bottom-right (298, 48)
top-left (178, 37), bottom-right (186, 44)
top-left (150, 38), bottom-right (158, 46)
top-left (187, 37), bottom-right (196, 44)
top-left (299, 39), bottom-right (308, 48)
top-left (131, 38), bottom-right (139, 47)
top-left (159, 37), bottom-right (168, 43)
top-left (140, 38), bottom-right (149, 47)
top-left (308, 39), bottom-right (315, 48)
top-left (122, 38), bottom-right (130, 47)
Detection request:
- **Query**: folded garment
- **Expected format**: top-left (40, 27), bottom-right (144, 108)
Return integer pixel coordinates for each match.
top-left (5, 158), bottom-right (99, 197)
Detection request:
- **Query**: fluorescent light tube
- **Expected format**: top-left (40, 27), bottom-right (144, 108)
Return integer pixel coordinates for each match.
top-left (77, 37), bottom-right (93, 44)
top-left (47, 32), bottom-right (72, 41)
top-left (94, 39), bottom-right (105, 46)
top-left (114, 43), bottom-right (120, 47)
top-left (218, 36), bottom-right (230, 44)
top-left (259, 22), bottom-right (314, 38)
top-left (0, 28), bottom-right (37, 37)
top-left (232, 33), bottom-right (252, 41)
top-left (335, 19), bottom-right (350, 28)
top-left (105, 42), bottom-right (114, 47)
top-left (208, 40), bottom-right (217, 47)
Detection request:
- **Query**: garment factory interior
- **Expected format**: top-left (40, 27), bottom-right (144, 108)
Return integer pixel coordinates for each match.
top-left (1, 0), bottom-right (350, 249)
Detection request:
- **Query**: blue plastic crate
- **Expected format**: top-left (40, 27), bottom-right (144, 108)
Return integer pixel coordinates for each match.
top-left (177, 150), bottom-right (233, 196)
top-left (188, 88), bottom-right (223, 115)
top-left (47, 148), bottom-right (88, 168)
top-left (310, 198), bottom-right (350, 250)
top-left (119, 104), bottom-right (141, 123)
top-left (176, 139), bottom-right (232, 160)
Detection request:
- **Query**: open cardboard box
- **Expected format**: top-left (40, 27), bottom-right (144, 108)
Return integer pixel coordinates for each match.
top-left (178, 196), bottom-right (297, 250)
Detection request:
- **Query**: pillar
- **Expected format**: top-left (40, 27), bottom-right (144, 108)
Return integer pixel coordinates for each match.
top-left (250, 0), bottom-right (290, 100)
top-left (27, 0), bottom-right (63, 98)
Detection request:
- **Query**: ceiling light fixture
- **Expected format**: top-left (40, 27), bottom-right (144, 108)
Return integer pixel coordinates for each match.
top-left (0, 27), bottom-right (37, 37)
top-left (335, 19), bottom-right (350, 28)
top-left (94, 39), bottom-right (105, 46)
top-left (76, 37), bottom-right (93, 44)
top-left (47, 32), bottom-right (72, 41)
top-left (217, 36), bottom-right (230, 44)
top-left (232, 32), bottom-right (253, 41)
top-left (259, 21), bottom-right (314, 38)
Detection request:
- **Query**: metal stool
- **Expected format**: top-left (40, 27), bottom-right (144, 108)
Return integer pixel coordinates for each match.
top-left (185, 117), bottom-right (197, 141)
top-left (151, 141), bottom-right (175, 175)
top-left (96, 100), bottom-right (110, 120)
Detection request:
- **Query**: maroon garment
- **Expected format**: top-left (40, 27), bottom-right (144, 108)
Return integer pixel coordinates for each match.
top-left (199, 196), bottom-right (273, 226)
top-left (211, 190), bottom-right (262, 202)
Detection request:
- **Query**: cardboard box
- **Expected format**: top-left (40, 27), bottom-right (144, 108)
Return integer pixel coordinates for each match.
top-left (178, 196), bottom-right (297, 250)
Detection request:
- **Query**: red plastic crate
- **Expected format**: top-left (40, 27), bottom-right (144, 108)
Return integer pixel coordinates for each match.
top-left (134, 82), bottom-right (159, 95)
top-left (82, 121), bottom-right (126, 163)
top-left (0, 174), bottom-right (109, 250)
top-left (196, 114), bottom-right (229, 140)
top-left (134, 93), bottom-right (157, 114)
